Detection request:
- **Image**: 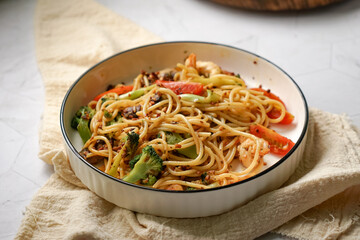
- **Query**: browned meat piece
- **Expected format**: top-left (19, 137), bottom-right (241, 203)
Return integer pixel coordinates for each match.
top-left (158, 68), bottom-right (176, 81)
top-left (80, 148), bottom-right (105, 164)
top-left (150, 92), bottom-right (162, 104)
top-left (123, 105), bottom-right (141, 119)
top-left (140, 71), bottom-right (159, 86)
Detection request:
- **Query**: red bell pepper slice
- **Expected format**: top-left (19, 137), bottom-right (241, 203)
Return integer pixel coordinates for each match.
top-left (249, 124), bottom-right (295, 156)
top-left (155, 80), bottom-right (204, 95)
top-left (251, 87), bottom-right (285, 106)
top-left (267, 109), bottom-right (295, 125)
top-left (94, 85), bottom-right (133, 101)
top-left (251, 87), bottom-right (294, 124)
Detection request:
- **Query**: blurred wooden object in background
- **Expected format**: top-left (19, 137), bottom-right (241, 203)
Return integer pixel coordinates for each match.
top-left (211, 0), bottom-right (346, 11)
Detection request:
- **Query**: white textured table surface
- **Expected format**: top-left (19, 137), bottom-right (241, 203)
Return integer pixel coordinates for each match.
top-left (1, 0), bottom-right (360, 239)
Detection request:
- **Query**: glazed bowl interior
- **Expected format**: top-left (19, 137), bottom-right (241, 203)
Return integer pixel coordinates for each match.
top-left (61, 41), bottom-right (308, 218)
top-left (63, 42), bottom-right (307, 171)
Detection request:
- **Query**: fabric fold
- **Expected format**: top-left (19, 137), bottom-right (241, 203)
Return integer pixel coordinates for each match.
top-left (17, 108), bottom-right (360, 240)
top-left (35, 0), bottom-right (161, 164)
top-left (17, 0), bottom-right (360, 239)
top-left (274, 185), bottom-right (360, 239)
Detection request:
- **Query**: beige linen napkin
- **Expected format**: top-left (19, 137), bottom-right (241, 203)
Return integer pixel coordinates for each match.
top-left (17, 0), bottom-right (360, 239)
top-left (36, 0), bottom-right (162, 164)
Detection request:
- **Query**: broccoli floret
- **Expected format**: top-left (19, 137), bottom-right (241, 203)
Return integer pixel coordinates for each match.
top-left (164, 132), bottom-right (198, 159)
top-left (100, 97), bottom-right (109, 104)
top-left (124, 131), bottom-right (140, 157)
top-left (71, 106), bottom-right (95, 144)
top-left (122, 145), bottom-right (163, 185)
top-left (129, 154), bottom-right (141, 169)
top-left (143, 175), bottom-right (157, 185)
top-left (106, 115), bottom-right (123, 127)
top-left (108, 132), bottom-right (139, 177)
top-left (103, 110), bottom-right (112, 119)
top-left (201, 172), bottom-right (208, 185)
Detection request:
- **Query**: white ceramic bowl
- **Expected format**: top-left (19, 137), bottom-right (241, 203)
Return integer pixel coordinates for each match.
top-left (60, 41), bottom-right (309, 218)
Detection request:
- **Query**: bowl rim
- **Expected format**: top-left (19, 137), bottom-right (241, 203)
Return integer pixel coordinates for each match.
top-left (60, 40), bottom-right (309, 194)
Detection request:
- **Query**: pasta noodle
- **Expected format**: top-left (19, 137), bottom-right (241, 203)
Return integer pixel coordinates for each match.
top-left (72, 53), bottom-right (294, 191)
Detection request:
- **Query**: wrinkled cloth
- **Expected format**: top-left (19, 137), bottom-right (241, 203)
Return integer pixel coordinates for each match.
top-left (35, 0), bottom-right (161, 164)
top-left (16, 0), bottom-right (360, 239)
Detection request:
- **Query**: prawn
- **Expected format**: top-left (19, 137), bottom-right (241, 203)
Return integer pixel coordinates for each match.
top-left (238, 137), bottom-right (269, 168)
top-left (196, 61), bottom-right (222, 77)
top-left (185, 53), bottom-right (221, 77)
top-left (185, 53), bottom-right (197, 68)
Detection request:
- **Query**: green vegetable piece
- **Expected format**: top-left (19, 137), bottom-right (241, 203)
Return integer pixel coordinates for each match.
top-left (180, 89), bottom-right (220, 104)
top-left (165, 131), bottom-right (183, 145)
top-left (122, 145), bottom-right (163, 184)
top-left (129, 154), bottom-right (141, 169)
top-left (71, 106), bottom-right (95, 144)
top-left (106, 115), bottom-right (123, 126)
top-left (118, 85), bottom-right (155, 100)
top-left (108, 132), bottom-right (139, 178)
top-left (165, 132), bottom-right (198, 159)
top-left (100, 97), bottom-right (109, 104)
top-left (143, 175), bottom-right (157, 185)
top-left (201, 172), bottom-right (208, 185)
top-left (104, 110), bottom-right (112, 119)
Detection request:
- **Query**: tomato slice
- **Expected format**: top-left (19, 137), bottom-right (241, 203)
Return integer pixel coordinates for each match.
top-left (155, 80), bottom-right (204, 95)
top-left (267, 108), bottom-right (295, 125)
top-left (251, 87), bottom-right (285, 106)
top-left (94, 85), bottom-right (133, 101)
top-left (249, 124), bottom-right (295, 156)
top-left (251, 87), bottom-right (294, 124)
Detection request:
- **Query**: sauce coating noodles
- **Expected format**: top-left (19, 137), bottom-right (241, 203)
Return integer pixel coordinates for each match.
top-left (74, 54), bottom-right (294, 190)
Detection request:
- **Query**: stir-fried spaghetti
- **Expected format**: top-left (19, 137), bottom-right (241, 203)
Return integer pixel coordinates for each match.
top-left (71, 53), bottom-right (295, 191)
